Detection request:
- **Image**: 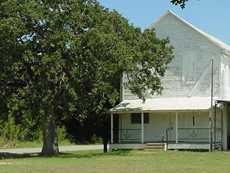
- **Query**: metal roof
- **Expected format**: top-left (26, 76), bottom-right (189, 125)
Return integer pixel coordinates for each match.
top-left (111, 97), bottom-right (213, 113)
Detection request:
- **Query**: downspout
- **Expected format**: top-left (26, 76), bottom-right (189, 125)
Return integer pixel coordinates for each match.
top-left (209, 59), bottom-right (214, 152)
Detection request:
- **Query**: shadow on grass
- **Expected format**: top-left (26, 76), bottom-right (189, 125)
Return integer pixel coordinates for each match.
top-left (0, 152), bottom-right (38, 160)
top-left (0, 149), bottom-right (132, 160)
top-left (58, 149), bottom-right (132, 159)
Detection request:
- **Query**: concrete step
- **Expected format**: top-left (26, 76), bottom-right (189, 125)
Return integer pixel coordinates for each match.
top-left (144, 143), bottom-right (165, 150)
top-left (145, 146), bottom-right (164, 149)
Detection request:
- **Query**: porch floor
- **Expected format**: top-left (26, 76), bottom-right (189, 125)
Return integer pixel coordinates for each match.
top-left (110, 143), bottom-right (211, 150)
top-left (167, 143), bottom-right (210, 150)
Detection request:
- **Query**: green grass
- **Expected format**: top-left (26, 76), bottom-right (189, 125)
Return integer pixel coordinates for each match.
top-left (1, 150), bottom-right (230, 173)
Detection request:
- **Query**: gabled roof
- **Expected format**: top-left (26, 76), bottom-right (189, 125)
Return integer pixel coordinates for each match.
top-left (150, 10), bottom-right (230, 54)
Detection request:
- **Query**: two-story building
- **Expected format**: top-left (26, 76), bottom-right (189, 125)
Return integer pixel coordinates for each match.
top-left (109, 10), bottom-right (230, 150)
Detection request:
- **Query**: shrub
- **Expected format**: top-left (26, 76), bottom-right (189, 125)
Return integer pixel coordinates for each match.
top-left (57, 126), bottom-right (67, 143)
top-left (1, 114), bottom-right (21, 147)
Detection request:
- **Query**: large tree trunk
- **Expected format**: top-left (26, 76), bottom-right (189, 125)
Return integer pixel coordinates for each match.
top-left (41, 116), bottom-right (59, 155)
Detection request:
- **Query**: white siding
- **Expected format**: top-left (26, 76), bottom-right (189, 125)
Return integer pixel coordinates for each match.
top-left (220, 54), bottom-right (230, 100)
top-left (123, 12), bottom-right (224, 100)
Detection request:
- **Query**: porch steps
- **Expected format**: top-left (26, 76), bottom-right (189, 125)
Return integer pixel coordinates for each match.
top-left (144, 143), bottom-right (165, 150)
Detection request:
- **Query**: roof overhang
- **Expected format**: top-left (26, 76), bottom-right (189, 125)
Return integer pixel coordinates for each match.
top-left (111, 97), bottom-right (214, 113)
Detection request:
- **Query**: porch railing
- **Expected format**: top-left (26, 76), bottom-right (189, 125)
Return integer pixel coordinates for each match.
top-left (166, 127), bottom-right (222, 144)
top-left (177, 128), bottom-right (210, 143)
top-left (114, 129), bottom-right (141, 144)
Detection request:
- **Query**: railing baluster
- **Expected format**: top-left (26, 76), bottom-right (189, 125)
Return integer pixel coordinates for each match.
top-left (165, 127), bottom-right (221, 145)
top-left (118, 129), bottom-right (142, 143)
top-left (118, 127), bottom-right (222, 148)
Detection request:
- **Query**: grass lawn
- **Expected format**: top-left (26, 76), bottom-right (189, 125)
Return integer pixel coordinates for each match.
top-left (1, 150), bottom-right (230, 173)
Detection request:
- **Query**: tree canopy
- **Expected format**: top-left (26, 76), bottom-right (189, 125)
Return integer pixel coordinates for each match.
top-left (171, 0), bottom-right (188, 8)
top-left (0, 0), bottom-right (173, 155)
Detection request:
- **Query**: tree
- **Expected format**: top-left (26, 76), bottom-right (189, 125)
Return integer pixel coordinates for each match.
top-left (0, 0), bottom-right (173, 155)
top-left (170, 0), bottom-right (188, 8)
top-left (66, 10), bottom-right (174, 151)
top-left (0, 0), bottom-right (97, 155)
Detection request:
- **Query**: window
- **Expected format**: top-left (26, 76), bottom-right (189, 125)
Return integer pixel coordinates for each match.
top-left (131, 113), bottom-right (141, 124)
top-left (144, 113), bottom-right (149, 124)
top-left (131, 113), bottom-right (149, 124)
top-left (192, 116), bottom-right (195, 126)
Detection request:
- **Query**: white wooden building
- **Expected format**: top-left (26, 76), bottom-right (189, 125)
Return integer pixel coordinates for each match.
top-left (110, 10), bottom-right (230, 150)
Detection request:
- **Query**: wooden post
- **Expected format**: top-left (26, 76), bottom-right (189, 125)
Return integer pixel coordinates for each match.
top-left (111, 112), bottom-right (113, 144)
top-left (176, 112), bottom-right (178, 144)
top-left (141, 112), bottom-right (144, 144)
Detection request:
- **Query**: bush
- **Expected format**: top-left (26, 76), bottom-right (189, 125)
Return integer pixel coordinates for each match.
top-left (90, 134), bottom-right (103, 144)
top-left (57, 126), bottom-right (67, 143)
top-left (0, 114), bottom-right (21, 147)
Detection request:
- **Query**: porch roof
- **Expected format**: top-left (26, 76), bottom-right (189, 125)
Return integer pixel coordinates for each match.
top-left (111, 97), bottom-right (213, 113)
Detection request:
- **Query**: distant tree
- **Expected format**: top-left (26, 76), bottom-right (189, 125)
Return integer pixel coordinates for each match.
top-left (0, 0), bottom-right (173, 155)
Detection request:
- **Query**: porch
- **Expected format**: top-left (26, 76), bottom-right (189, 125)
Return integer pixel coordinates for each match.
top-left (110, 112), bottom-right (223, 150)
top-left (110, 98), bottom-right (225, 150)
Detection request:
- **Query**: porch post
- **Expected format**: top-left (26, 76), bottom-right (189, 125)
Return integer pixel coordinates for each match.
top-left (175, 112), bottom-right (178, 144)
top-left (111, 112), bottom-right (113, 144)
top-left (141, 112), bottom-right (144, 144)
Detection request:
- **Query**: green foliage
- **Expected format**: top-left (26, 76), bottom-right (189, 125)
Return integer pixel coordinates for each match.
top-left (0, 114), bottom-right (21, 147)
top-left (171, 0), bottom-right (188, 8)
top-left (20, 116), bottom-right (42, 141)
top-left (57, 126), bottom-right (67, 143)
top-left (90, 134), bottom-right (102, 144)
top-left (0, 0), bottom-right (174, 152)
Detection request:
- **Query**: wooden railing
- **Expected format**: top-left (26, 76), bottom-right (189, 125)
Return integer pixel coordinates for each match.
top-left (166, 127), bottom-right (222, 144)
top-left (114, 129), bottom-right (141, 144)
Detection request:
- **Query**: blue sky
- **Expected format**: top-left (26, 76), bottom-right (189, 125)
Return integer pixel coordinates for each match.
top-left (98, 0), bottom-right (230, 45)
